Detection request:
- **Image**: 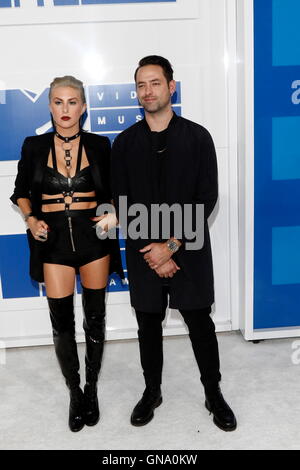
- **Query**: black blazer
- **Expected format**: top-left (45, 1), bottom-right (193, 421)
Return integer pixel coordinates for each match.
top-left (111, 113), bottom-right (218, 312)
top-left (11, 131), bottom-right (123, 282)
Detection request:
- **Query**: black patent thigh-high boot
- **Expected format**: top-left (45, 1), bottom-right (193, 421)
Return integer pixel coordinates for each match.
top-left (81, 285), bottom-right (106, 426)
top-left (47, 294), bottom-right (84, 433)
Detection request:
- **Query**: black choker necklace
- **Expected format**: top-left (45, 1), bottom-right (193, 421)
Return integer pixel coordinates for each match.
top-left (55, 131), bottom-right (81, 174)
top-left (55, 131), bottom-right (80, 143)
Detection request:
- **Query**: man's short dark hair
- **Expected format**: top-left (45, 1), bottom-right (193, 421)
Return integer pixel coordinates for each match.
top-left (134, 55), bottom-right (174, 83)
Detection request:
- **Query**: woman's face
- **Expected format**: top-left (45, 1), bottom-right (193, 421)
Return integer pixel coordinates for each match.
top-left (49, 86), bottom-right (86, 133)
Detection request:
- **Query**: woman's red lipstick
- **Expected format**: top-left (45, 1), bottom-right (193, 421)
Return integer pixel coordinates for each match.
top-left (61, 116), bottom-right (71, 121)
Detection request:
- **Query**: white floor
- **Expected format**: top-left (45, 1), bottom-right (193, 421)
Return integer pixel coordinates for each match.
top-left (0, 330), bottom-right (299, 450)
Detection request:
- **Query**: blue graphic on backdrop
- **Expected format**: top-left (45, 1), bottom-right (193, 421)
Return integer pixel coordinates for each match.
top-left (0, 89), bottom-right (50, 161)
top-left (254, 0), bottom-right (300, 329)
top-left (0, 234), bottom-right (39, 298)
top-left (272, 0), bottom-right (300, 66)
top-left (1, 81), bottom-right (181, 299)
top-left (0, 0), bottom-right (175, 7)
top-left (89, 83), bottom-right (140, 107)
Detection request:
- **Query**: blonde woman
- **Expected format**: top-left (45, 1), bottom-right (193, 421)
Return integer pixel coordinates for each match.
top-left (11, 76), bottom-right (122, 432)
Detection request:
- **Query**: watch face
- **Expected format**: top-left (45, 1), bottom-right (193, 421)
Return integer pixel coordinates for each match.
top-left (167, 240), bottom-right (178, 253)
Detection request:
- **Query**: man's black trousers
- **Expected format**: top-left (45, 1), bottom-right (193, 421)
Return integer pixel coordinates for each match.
top-left (135, 288), bottom-right (221, 392)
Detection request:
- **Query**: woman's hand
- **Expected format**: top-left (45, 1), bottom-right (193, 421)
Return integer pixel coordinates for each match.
top-left (91, 213), bottom-right (118, 236)
top-left (27, 217), bottom-right (49, 242)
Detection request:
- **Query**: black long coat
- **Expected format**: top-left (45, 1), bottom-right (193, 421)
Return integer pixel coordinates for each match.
top-left (111, 113), bottom-right (218, 312)
top-left (10, 131), bottom-right (123, 282)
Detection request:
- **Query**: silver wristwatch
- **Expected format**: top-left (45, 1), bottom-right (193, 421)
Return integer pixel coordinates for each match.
top-left (166, 239), bottom-right (179, 254)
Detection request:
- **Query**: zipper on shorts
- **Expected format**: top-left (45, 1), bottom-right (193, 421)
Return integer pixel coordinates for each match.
top-left (68, 216), bottom-right (76, 252)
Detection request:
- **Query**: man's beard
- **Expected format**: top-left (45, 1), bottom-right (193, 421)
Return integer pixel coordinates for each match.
top-left (142, 97), bottom-right (170, 114)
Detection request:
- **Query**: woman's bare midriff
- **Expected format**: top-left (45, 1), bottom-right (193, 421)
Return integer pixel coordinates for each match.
top-left (41, 191), bottom-right (97, 212)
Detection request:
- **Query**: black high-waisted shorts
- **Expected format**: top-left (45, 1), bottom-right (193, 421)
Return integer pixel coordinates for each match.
top-left (42, 208), bottom-right (110, 269)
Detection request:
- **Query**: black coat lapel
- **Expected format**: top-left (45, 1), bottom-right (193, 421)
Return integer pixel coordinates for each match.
top-left (81, 132), bottom-right (107, 200)
top-left (31, 132), bottom-right (53, 214)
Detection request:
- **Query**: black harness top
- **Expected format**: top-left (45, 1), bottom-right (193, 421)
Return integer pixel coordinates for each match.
top-left (42, 137), bottom-right (96, 209)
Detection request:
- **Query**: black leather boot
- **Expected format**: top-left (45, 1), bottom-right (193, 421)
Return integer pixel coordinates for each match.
top-left (205, 385), bottom-right (237, 432)
top-left (69, 386), bottom-right (85, 433)
top-left (47, 294), bottom-right (84, 432)
top-left (132, 310), bottom-right (165, 427)
top-left (83, 382), bottom-right (99, 426)
top-left (130, 386), bottom-right (162, 426)
top-left (81, 285), bottom-right (106, 426)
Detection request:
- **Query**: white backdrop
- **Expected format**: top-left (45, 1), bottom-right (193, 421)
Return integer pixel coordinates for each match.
top-left (0, 0), bottom-right (239, 347)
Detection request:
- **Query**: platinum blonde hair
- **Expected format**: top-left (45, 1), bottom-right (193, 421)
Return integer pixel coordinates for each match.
top-left (49, 75), bottom-right (86, 104)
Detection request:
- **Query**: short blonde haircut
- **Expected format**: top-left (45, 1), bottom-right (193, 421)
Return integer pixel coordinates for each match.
top-left (49, 75), bottom-right (86, 104)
